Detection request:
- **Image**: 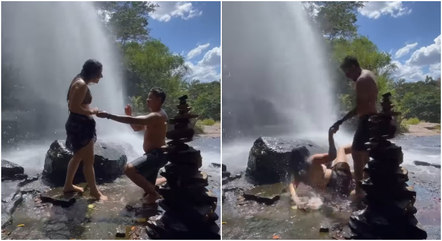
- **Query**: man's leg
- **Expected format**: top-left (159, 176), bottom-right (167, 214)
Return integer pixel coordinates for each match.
top-left (124, 164), bottom-right (160, 204)
top-left (352, 149), bottom-right (369, 198)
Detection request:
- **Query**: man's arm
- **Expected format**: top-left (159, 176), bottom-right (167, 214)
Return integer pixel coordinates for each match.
top-left (98, 112), bottom-right (157, 126)
top-left (124, 105), bottom-right (145, 131)
top-left (333, 108), bottom-right (357, 128)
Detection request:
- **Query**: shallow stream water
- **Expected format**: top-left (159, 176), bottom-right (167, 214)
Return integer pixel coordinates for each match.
top-left (222, 135), bottom-right (440, 239)
top-left (1, 135), bottom-right (220, 239)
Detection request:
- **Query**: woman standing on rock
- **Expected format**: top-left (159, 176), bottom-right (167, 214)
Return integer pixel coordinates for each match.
top-left (63, 59), bottom-right (107, 201)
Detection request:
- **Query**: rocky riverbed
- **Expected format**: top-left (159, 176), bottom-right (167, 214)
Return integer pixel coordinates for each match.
top-left (1, 136), bottom-right (220, 239)
top-left (222, 135), bottom-right (440, 239)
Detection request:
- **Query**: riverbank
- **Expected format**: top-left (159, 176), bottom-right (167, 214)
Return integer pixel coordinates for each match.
top-left (405, 122), bottom-right (440, 136)
top-left (199, 123), bottom-right (221, 138)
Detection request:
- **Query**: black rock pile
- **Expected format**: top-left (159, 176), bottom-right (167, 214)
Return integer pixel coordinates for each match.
top-left (146, 95), bottom-right (220, 239)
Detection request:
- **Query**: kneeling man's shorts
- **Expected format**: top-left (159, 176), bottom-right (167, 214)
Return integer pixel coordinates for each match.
top-left (131, 149), bottom-right (168, 184)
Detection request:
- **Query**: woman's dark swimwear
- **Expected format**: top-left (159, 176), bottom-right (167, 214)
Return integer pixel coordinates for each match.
top-left (65, 112), bottom-right (96, 153)
top-left (327, 162), bottom-right (352, 196)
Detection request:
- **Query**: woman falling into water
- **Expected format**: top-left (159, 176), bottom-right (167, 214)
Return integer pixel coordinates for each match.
top-left (289, 126), bottom-right (353, 209)
top-left (63, 59), bottom-right (107, 201)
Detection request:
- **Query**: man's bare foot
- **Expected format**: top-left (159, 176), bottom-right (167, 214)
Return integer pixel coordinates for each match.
top-left (90, 190), bottom-right (108, 201)
top-left (350, 190), bottom-right (365, 202)
top-left (155, 177), bottom-right (167, 186)
top-left (63, 185), bottom-right (84, 193)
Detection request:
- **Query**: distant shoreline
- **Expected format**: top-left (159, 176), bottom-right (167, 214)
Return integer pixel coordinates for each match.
top-left (198, 123), bottom-right (220, 138)
top-left (404, 122), bottom-right (440, 137)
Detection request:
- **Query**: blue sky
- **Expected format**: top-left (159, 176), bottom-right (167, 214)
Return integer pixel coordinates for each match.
top-left (356, 1), bottom-right (440, 82)
top-left (148, 2), bottom-right (220, 82)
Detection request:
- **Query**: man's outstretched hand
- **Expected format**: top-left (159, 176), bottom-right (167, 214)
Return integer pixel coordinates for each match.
top-left (96, 111), bottom-right (109, 119)
top-left (124, 104), bottom-right (132, 116)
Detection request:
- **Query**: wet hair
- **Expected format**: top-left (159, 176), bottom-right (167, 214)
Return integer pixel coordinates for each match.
top-left (290, 147), bottom-right (311, 183)
top-left (67, 59), bottom-right (102, 101)
top-left (149, 87), bottom-right (166, 104)
top-left (340, 56), bottom-right (360, 70)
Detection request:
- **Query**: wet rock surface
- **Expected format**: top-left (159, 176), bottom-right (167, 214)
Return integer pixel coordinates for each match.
top-left (243, 182), bottom-right (285, 205)
top-left (1, 175), bottom-right (217, 240)
top-left (246, 137), bottom-right (325, 184)
top-left (223, 135), bottom-right (440, 239)
top-left (2, 160), bottom-right (26, 181)
top-left (414, 160), bottom-right (440, 169)
top-left (43, 140), bottom-right (127, 185)
top-left (2, 135), bottom-right (220, 240)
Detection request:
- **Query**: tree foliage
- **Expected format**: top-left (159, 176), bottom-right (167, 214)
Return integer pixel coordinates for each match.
top-left (122, 40), bottom-right (188, 116)
top-left (96, 2), bottom-right (157, 44)
top-left (186, 80), bottom-right (221, 120)
top-left (394, 77), bottom-right (441, 123)
top-left (307, 2), bottom-right (364, 40)
top-left (330, 37), bottom-right (396, 111)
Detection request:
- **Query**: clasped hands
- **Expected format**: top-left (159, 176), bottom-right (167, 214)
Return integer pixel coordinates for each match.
top-left (329, 119), bottom-right (343, 134)
top-left (94, 104), bottom-right (133, 119)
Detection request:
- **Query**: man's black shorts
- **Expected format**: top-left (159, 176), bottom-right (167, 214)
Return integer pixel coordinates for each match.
top-left (352, 115), bottom-right (372, 151)
top-left (131, 149), bottom-right (168, 184)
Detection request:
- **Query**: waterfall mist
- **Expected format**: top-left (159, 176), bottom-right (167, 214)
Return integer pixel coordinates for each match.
top-left (2, 2), bottom-right (125, 145)
top-left (222, 2), bottom-right (339, 142)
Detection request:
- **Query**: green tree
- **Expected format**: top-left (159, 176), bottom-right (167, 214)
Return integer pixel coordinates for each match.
top-left (186, 80), bottom-right (221, 120)
top-left (122, 40), bottom-right (188, 115)
top-left (307, 2), bottom-right (364, 40)
top-left (96, 2), bottom-right (157, 44)
top-left (394, 77), bottom-right (440, 123)
top-left (330, 37), bottom-right (396, 111)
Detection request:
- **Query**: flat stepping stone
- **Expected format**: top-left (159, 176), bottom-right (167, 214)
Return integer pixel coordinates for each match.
top-left (40, 187), bottom-right (83, 207)
top-left (414, 160), bottom-right (441, 169)
top-left (243, 182), bottom-right (286, 205)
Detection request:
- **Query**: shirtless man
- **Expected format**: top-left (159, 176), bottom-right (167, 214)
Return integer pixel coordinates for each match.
top-left (289, 126), bottom-right (353, 208)
top-left (331, 56), bottom-right (378, 200)
top-left (97, 87), bottom-right (168, 204)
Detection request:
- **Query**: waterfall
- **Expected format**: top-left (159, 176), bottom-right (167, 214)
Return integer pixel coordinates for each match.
top-left (2, 2), bottom-right (125, 143)
top-left (222, 2), bottom-right (338, 141)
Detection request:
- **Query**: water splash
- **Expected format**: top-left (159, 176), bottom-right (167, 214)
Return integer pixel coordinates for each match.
top-left (222, 2), bottom-right (338, 141)
top-left (2, 2), bottom-right (125, 139)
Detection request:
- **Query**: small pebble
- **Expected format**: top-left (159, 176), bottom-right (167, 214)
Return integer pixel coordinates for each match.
top-left (319, 226), bottom-right (329, 232)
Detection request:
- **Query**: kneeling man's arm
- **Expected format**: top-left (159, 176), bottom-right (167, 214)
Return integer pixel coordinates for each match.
top-left (98, 112), bottom-right (157, 126)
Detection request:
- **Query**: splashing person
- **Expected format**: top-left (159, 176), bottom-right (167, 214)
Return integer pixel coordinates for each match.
top-left (97, 88), bottom-right (168, 205)
top-left (331, 56), bottom-right (378, 201)
top-left (289, 126), bottom-right (353, 209)
top-left (64, 59), bottom-right (108, 201)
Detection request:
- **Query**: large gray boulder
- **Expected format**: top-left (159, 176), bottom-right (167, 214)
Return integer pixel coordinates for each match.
top-left (43, 140), bottom-right (127, 185)
top-left (246, 137), bottom-right (325, 184)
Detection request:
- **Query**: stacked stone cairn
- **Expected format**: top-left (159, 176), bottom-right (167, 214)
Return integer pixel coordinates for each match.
top-left (146, 95), bottom-right (220, 239)
top-left (349, 93), bottom-right (427, 239)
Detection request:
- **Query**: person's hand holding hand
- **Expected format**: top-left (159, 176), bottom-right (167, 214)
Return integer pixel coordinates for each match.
top-left (90, 107), bottom-right (100, 115)
top-left (124, 104), bottom-right (132, 116)
top-left (329, 125), bottom-right (338, 135)
top-left (331, 120), bottom-right (343, 132)
top-left (96, 111), bottom-right (109, 119)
